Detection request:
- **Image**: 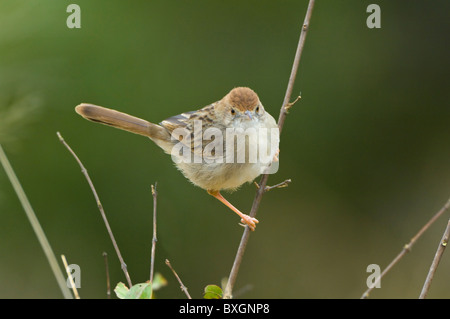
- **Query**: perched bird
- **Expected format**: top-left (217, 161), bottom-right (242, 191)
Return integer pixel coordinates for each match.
top-left (75, 87), bottom-right (279, 230)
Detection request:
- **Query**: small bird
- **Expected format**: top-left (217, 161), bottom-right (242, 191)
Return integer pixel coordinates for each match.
top-left (75, 87), bottom-right (279, 230)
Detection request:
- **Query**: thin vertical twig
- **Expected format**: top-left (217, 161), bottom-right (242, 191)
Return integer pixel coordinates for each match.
top-left (165, 259), bottom-right (192, 299)
top-left (149, 183), bottom-right (158, 298)
top-left (419, 217), bottom-right (450, 299)
top-left (57, 132), bottom-right (133, 288)
top-left (0, 144), bottom-right (73, 299)
top-left (61, 254), bottom-right (80, 299)
top-left (103, 252), bottom-right (111, 299)
top-left (361, 197), bottom-right (450, 299)
top-left (223, 0), bottom-right (315, 299)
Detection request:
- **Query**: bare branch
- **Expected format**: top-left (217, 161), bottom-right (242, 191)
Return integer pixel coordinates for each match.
top-left (419, 217), bottom-right (450, 299)
top-left (223, 0), bottom-right (315, 299)
top-left (57, 131), bottom-right (133, 288)
top-left (165, 259), bottom-right (192, 299)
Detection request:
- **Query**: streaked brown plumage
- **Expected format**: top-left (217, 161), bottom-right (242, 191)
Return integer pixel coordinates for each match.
top-left (75, 87), bottom-right (279, 230)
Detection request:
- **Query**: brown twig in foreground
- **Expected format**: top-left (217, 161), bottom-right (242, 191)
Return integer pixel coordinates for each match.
top-left (361, 197), bottom-right (450, 299)
top-left (419, 217), bottom-right (450, 299)
top-left (223, 0), bottom-right (315, 299)
top-left (149, 183), bottom-right (158, 298)
top-left (165, 259), bottom-right (192, 299)
top-left (57, 132), bottom-right (133, 288)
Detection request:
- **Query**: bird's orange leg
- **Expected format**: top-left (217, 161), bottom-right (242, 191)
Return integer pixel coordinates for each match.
top-left (207, 190), bottom-right (259, 231)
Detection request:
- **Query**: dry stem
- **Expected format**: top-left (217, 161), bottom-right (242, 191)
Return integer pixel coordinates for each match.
top-left (57, 132), bottom-right (133, 288)
top-left (419, 216), bottom-right (450, 298)
top-left (165, 259), bottom-right (192, 299)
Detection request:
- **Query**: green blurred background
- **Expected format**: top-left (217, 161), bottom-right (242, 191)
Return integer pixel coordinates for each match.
top-left (0, 0), bottom-right (449, 299)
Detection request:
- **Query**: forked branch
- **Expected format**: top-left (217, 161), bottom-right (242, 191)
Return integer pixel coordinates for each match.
top-left (361, 197), bottom-right (450, 298)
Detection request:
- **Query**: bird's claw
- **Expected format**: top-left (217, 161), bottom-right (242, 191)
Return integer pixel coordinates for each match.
top-left (240, 214), bottom-right (259, 231)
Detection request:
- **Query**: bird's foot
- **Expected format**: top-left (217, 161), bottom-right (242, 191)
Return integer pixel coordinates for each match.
top-left (239, 214), bottom-right (259, 231)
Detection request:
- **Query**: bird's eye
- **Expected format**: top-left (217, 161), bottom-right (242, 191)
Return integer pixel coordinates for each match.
top-left (256, 106), bottom-right (259, 112)
top-left (231, 109), bottom-right (235, 115)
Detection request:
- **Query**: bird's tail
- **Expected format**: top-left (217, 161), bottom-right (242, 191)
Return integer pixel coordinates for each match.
top-left (75, 103), bottom-right (170, 142)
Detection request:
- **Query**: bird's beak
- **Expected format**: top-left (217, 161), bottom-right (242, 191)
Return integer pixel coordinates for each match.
top-left (244, 110), bottom-right (253, 120)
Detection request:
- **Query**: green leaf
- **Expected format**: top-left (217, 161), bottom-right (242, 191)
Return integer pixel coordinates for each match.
top-left (114, 282), bottom-right (152, 299)
top-left (114, 274), bottom-right (167, 299)
top-left (114, 282), bottom-right (130, 299)
top-left (139, 284), bottom-right (153, 299)
top-left (203, 284), bottom-right (223, 299)
top-left (128, 283), bottom-right (152, 299)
